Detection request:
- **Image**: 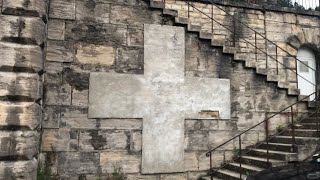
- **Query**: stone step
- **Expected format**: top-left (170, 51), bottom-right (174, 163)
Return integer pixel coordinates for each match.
top-left (213, 169), bottom-right (247, 180)
top-left (163, 9), bottom-right (178, 17)
top-left (234, 155), bottom-right (285, 169)
top-left (223, 46), bottom-right (237, 54)
top-left (301, 117), bottom-right (320, 123)
top-left (150, 0), bottom-right (165, 9)
top-left (200, 31), bottom-right (213, 40)
top-left (187, 23), bottom-right (201, 32)
top-left (281, 129), bottom-right (320, 137)
top-left (246, 149), bottom-right (298, 161)
top-left (174, 16), bottom-right (188, 25)
top-left (288, 88), bottom-right (300, 96)
top-left (224, 162), bottom-right (264, 175)
top-left (199, 176), bottom-right (223, 180)
top-left (257, 142), bottom-right (295, 152)
top-left (294, 123), bottom-right (319, 130)
top-left (269, 135), bottom-right (320, 144)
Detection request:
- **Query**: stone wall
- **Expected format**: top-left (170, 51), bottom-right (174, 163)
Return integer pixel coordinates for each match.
top-left (0, 0), bottom-right (47, 179)
top-left (0, 0), bottom-right (316, 179)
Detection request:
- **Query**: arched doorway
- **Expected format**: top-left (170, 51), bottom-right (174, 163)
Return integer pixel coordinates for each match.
top-left (297, 47), bottom-right (316, 100)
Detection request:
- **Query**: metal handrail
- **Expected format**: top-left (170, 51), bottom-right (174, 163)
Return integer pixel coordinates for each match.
top-left (206, 92), bottom-right (315, 156)
top-left (185, 1), bottom-right (317, 86)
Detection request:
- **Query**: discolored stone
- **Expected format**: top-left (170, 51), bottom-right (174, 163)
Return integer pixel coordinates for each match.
top-left (2, 0), bottom-right (46, 17)
top-left (49, 0), bottom-right (76, 20)
top-left (0, 159), bottom-right (37, 180)
top-left (100, 151), bottom-right (140, 173)
top-left (75, 44), bottom-right (114, 66)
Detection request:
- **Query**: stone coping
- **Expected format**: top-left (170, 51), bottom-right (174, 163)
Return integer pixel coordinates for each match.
top-left (188, 0), bottom-right (320, 16)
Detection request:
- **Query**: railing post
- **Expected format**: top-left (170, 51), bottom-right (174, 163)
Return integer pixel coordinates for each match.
top-left (291, 106), bottom-right (296, 152)
top-left (210, 152), bottom-right (213, 180)
top-left (255, 32), bottom-right (257, 63)
top-left (239, 135), bottom-right (242, 179)
top-left (275, 46), bottom-right (278, 75)
top-left (188, 0), bottom-right (190, 19)
top-left (265, 118), bottom-right (269, 165)
top-left (211, 4), bottom-right (214, 34)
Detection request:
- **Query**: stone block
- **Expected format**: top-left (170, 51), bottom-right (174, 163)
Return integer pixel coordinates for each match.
top-left (0, 131), bottom-right (39, 159)
top-left (48, 19), bottom-right (65, 40)
top-left (75, 44), bottom-right (114, 65)
top-left (130, 130), bottom-right (142, 151)
top-left (128, 26), bottom-right (144, 47)
top-left (0, 102), bottom-right (40, 130)
top-left (184, 152), bottom-right (198, 171)
top-left (60, 107), bottom-right (95, 129)
top-left (41, 129), bottom-right (78, 151)
top-left (115, 47), bottom-right (143, 72)
top-left (99, 119), bottom-right (142, 130)
top-left (2, 0), bottom-right (46, 17)
top-left (44, 62), bottom-right (63, 85)
top-left (42, 105), bottom-right (60, 129)
top-left (71, 89), bottom-right (88, 107)
top-left (79, 130), bottom-right (128, 151)
top-left (160, 174), bottom-right (187, 180)
top-left (44, 83), bottom-right (71, 106)
top-left (208, 131), bottom-right (237, 150)
top-left (57, 152), bottom-right (99, 175)
top-left (0, 72), bottom-right (41, 100)
top-left (100, 152), bottom-right (140, 173)
top-left (110, 5), bottom-right (162, 25)
top-left (65, 22), bottom-right (127, 46)
top-left (0, 15), bottom-right (45, 45)
top-left (49, 0), bottom-right (76, 20)
top-left (185, 130), bottom-right (209, 151)
top-left (76, 0), bottom-right (110, 23)
top-left (127, 174), bottom-right (159, 180)
top-left (0, 159), bottom-right (37, 180)
top-left (46, 40), bottom-right (73, 62)
top-left (0, 42), bottom-right (43, 72)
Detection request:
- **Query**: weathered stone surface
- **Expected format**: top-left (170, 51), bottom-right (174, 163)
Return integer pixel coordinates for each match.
top-left (2, 0), bottom-right (46, 17)
top-left (79, 130), bottom-right (128, 151)
top-left (0, 131), bottom-right (39, 159)
top-left (75, 44), bottom-right (114, 65)
top-left (0, 159), bottom-right (37, 180)
top-left (0, 102), bottom-right (40, 130)
top-left (89, 24), bottom-right (231, 174)
top-left (0, 15), bottom-right (45, 45)
top-left (0, 42), bottom-right (42, 72)
top-left (57, 152), bottom-right (99, 175)
top-left (99, 119), bottom-right (142, 130)
top-left (184, 152), bottom-right (198, 171)
top-left (46, 40), bottom-right (73, 62)
top-left (71, 89), bottom-right (88, 107)
top-left (41, 129), bottom-right (78, 151)
top-left (0, 72), bottom-right (41, 100)
top-left (127, 174), bottom-right (159, 180)
top-left (130, 130), bottom-right (142, 151)
top-left (110, 5), bottom-right (162, 25)
top-left (160, 174), bottom-right (187, 180)
top-left (60, 107), bottom-right (95, 128)
top-left (75, 0), bottom-right (110, 23)
top-left (44, 83), bottom-right (71, 105)
top-left (185, 130), bottom-right (209, 151)
top-left (42, 105), bottom-right (60, 129)
top-left (66, 22), bottom-right (128, 45)
top-left (100, 152), bottom-right (140, 173)
top-left (49, 0), bottom-right (75, 20)
top-left (48, 19), bottom-right (65, 40)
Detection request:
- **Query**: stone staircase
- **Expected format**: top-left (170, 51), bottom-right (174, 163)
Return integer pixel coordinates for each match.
top-left (147, 0), bottom-right (320, 179)
top-left (199, 113), bottom-right (320, 180)
top-left (148, 0), bottom-right (313, 98)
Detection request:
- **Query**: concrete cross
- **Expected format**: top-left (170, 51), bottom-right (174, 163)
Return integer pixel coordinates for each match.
top-left (88, 24), bottom-right (230, 174)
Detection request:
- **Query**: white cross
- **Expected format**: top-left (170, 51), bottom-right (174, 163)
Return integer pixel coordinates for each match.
top-left (88, 24), bottom-right (230, 174)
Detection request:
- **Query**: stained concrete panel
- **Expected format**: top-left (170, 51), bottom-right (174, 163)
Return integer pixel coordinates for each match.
top-left (88, 24), bottom-right (231, 174)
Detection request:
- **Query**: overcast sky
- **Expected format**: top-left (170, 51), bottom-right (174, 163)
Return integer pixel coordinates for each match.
top-left (291, 0), bottom-right (319, 8)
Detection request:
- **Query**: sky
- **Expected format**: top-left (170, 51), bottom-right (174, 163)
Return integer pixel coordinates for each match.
top-left (291, 0), bottom-right (320, 9)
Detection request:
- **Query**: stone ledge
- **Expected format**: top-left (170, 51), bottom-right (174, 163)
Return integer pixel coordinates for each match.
top-left (0, 15), bottom-right (46, 45)
top-left (0, 131), bottom-right (39, 159)
top-left (2, 0), bottom-right (47, 18)
top-left (0, 72), bottom-right (42, 100)
top-left (0, 102), bottom-right (41, 130)
top-left (0, 42), bottom-right (43, 73)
